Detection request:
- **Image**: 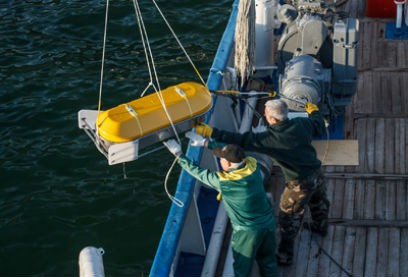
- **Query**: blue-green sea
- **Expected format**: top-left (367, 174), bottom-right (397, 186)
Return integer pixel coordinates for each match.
top-left (0, 1), bottom-right (230, 275)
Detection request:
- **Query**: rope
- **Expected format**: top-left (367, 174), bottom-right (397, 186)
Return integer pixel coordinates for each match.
top-left (301, 221), bottom-right (354, 277)
top-left (234, 0), bottom-right (255, 86)
top-left (125, 104), bottom-right (144, 137)
top-left (175, 87), bottom-right (193, 117)
top-left (150, 0), bottom-right (206, 87)
top-left (96, 0), bottom-right (110, 133)
top-left (132, 0), bottom-right (181, 144)
top-left (214, 90), bottom-right (277, 97)
top-left (132, 0), bottom-right (155, 92)
top-left (322, 121), bottom-right (330, 164)
top-left (164, 157), bottom-right (184, 208)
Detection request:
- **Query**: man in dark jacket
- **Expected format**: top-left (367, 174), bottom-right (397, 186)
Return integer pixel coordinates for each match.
top-left (194, 99), bottom-right (330, 266)
top-left (163, 135), bottom-right (278, 277)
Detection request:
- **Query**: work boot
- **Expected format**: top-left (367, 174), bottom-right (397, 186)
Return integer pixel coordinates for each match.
top-left (303, 221), bottom-right (328, 237)
top-left (277, 239), bottom-right (294, 266)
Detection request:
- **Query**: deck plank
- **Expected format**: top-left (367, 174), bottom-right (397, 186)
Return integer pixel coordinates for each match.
top-left (400, 229), bottom-right (408, 276)
top-left (387, 228), bottom-right (400, 277)
top-left (340, 227), bottom-right (356, 277)
top-left (396, 181), bottom-right (407, 220)
top-left (364, 227), bottom-right (378, 277)
top-left (351, 227), bottom-right (366, 276)
top-left (305, 234), bottom-right (320, 277)
top-left (376, 228), bottom-right (389, 277)
top-left (316, 225), bottom-right (335, 277)
top-left (328, 226), bottom-right (345, 276)
top-left (294, 231), bottom-right (312, 277)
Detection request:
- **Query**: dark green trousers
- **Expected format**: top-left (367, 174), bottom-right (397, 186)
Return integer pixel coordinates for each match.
top-left (231, 226), bottom-right (278, 277)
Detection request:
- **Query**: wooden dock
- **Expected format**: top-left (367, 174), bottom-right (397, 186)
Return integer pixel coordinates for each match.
top-left (270, 1), bottom-right (408, 276)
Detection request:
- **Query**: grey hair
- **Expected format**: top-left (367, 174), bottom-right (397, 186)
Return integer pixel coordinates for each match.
top-left (265, 99), bottom-right (288, 121)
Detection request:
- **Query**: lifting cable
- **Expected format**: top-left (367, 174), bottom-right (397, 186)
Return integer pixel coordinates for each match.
top-left (96, 0), bottom-right (110, 138)
top-left (131, 0), bottom-right (187, 207)
top-left (131, 0), bottom-right (181, 144)
top-left (96, 0), bottom-right (206, 207)
top-left (150, 0), bottom-right (206, 87)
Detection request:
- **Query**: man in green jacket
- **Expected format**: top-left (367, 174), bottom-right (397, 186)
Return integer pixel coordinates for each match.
top-left (163, 135), bottom-right (278, 277)
top-left (194, 99), bottom-right (330, 266)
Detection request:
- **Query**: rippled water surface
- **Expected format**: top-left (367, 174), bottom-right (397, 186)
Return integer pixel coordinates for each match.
top-left (0, 0), bottom-right (230, 275)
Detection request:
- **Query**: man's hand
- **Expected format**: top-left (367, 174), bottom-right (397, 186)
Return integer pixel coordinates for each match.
top-left (185, 131), bottom-right (207, 147)
top-left (195, 123), bottom-right (213, 137)
top-left (163, 139), bottom-right (182, 157)
top-left (305, 102), bottom-right (319, 114)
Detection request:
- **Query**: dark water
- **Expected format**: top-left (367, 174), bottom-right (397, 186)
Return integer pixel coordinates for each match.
top-left (0, 1), bottom-right (230, 275)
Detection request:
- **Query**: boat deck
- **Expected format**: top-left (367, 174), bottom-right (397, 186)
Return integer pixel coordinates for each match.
top-left (270, 1), bottom-right (408, 276)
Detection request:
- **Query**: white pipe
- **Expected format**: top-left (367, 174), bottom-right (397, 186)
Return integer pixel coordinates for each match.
top-left (79, 247), bottom-right (105, 277)
top-left (200, 202), bottom-right (228, 277)
top-left (405, 0), bottom-right (408, 26)
top-left (222, 243), bottom-right (234, 277)
top-left (239, 93), bottom-right (258, 133)
top-left (395, 0), bottom-right (405, 29)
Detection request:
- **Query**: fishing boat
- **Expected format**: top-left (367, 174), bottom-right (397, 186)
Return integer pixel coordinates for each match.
top-left (149, 0), bottom-right (408, 276)
top-left (78, 0), bottom-right (408, 276)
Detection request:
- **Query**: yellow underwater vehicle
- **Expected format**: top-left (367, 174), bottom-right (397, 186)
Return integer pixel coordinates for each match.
top-left (78, 82), bottom-right (212, 165)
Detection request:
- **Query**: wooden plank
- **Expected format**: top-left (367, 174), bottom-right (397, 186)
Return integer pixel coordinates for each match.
top-left (354, 72), bottom-right (408, 117)
top-left (384, 120), bottom-right (395, 173)
top-left (376, 228), bottom-right (389, 277)
top-left (379, 72), bottom-right (389, 114)
top-left (312, 140), bottom-right (359, 166)
top-left (366, 119), bottom-right (376, 172)
top-left (374, 118), bottom-right (385, 174)
top-left (391, 74), bottom-right (402, 114)
top-left (387, 228), bottom-right (400, 277)
top-left (305, 233), bottom-right (320, 277)
top-left (328, 219), bottom-right (408, 227)
top-left (375, 180), bottom-right (386, 219)
top-left (332, 179), bottom-right (345, 219)
top-left (395, 119), bottom-right (406, 174)
top-left (364, 180), bottom-right (376, 219)
top-left (402, 74), bottom-right (408, 114)
top-left (341, 227), bottom-right (356, 277)
top-left (344, 96), bottom-right (355, 139)
top-left (317, 224), bottom-right (335, 276)
top-left (383, 43), bottom-right (399, 69)
top-left (362, 72), bottom-right (374, 114)
top-left (403, 119), bottom-right (408, 174)
top-left (396, 42), bottom-right (408, 68)
top-left (283, 238), bottom-right (300, 277)
top-left (358, 21), bottom-right (371, 70)
top-left (364, 227), bottom-right (378, 277)
top-left (294, 231), bottom-right (312, 277)
top-left (322, 173), bottom-right (408, 182)
top-left (352, 227), bottom-right (366, 277)
top-left (385, 180), bottom-right (396, 220)
top-left (396, 181), bottom-right (407, 220)
top-left (342, 179), bottom-right (355, 219)
top-left (400, 228), bottom-right (408, 276)
top-left (354, 179), bottom-right (365, 219)
top-left (328, 226), bottom-right (346, 276)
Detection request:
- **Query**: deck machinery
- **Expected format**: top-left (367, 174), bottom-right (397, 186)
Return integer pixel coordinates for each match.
top-left (276, 0), bottom-right (358, 115)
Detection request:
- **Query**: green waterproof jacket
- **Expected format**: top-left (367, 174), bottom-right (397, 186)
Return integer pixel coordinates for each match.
top-left (211, 110), bottom-right (326, 181)
top-left (177, 155), bottom-right (275, 231)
